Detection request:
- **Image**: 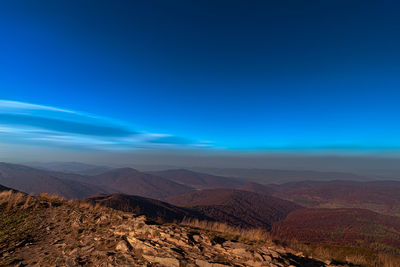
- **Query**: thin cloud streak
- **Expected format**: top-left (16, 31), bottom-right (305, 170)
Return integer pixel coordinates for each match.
top-left (0, 100), bottom-right (212, 150)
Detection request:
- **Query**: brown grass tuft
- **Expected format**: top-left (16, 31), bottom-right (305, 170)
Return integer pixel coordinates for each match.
top-left (0, 191), bottom-right (28, 211)
top-left (38, 193), bottom-right (66, 202)
top-left (286, 240), bottom-right (400, 267)
top-left (0, 190), bottom-right (14, 205)
top-left (181, 218), bottom-right (272, 242)
top-left (22, 194), bottom-right (33, 209)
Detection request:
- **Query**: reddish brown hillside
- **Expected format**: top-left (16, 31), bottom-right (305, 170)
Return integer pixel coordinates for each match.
top-left (167, 189), bottom-right (301, 230)
top-left (149, 169), bottom-right (244, 189)
top-left (94, 168), bottom-right (194, 200)
top-left (272, 208), bottom-right (400, 254)
top-left (237, 182), bottom-right (276, 195)
top-left (273, 180), bottom-right (400, 216)
top-left (84, 194), bottom-right (209, 223)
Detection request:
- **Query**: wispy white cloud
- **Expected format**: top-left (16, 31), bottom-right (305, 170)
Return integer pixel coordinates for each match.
top-left (0, 100), bottom-right (76, 114)
top-left (0, 100), bottom-right (212, 150)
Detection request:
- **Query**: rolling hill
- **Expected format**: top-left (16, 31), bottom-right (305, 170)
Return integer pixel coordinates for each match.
top-left (272, 208), bottom-right (400, 254)
top-left (149, 169), bottom-right (245, 189)
top-left (272, 180), bottom-right (400, 216)
top-left (84, 193), bottom-right (208, 223)
top-left (191, 167), bottom-right (365, 184)
top-left (237, 182), bottom-right (277, 195)
top-left (29, 161), bottom-right (110, 175)
top-left (237, 179), bottom-right (400, 217)
top-left (166, 189), bottom-right (301, 230)
top-left (0, 162), bottom-right (110, 199)
top-left (93, 168), bottom-right (194, 200)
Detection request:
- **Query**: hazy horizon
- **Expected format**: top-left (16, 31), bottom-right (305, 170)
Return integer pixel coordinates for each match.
top-left (3, 148), bottom-right (400, 179)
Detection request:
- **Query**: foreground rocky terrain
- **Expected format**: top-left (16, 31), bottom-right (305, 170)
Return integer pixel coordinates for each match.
top-left (0, 190), bottom-right (353, 267)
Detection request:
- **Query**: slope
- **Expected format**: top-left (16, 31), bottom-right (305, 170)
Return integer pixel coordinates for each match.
top-left (84, 193), bottom-right (208, 224)
top-left (149, 169), bottom-right (244, 189)
top-left (93, 168), bottom-right (194, 199)
top-left (0, 162), bottom-right (109, 199)
top-left (167, 189), bottom-right (301, 230)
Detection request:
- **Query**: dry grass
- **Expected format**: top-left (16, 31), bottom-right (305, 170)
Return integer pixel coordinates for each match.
top-left (0, 190), bottom-right (34, 211)
top-left (0, 191), bottom-right (41, 260)
top-left (181, 218), bottom-right (272, 243)
top-left (38, 192), bottom-right (65, 202)
top-left (75, 200), bottom-right (114, 213)
top-left (35, 193), bottom-right (108, 212)
top-left (0, 191), bottom-right (108, 213)
top-left (77, 201), bottom-right (105, 210)
top-left (286, 241), bottom-right (400, 267)
top-left (22, 194), bottom-right (33, 209)
top-left (0, 190), bottom-right (15, 205)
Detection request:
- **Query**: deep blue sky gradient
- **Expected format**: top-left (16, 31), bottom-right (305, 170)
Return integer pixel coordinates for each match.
top-left (1, 1), bottom-right (400, 151)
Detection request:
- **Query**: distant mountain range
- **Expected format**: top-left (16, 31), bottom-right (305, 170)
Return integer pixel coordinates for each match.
top-left (0, 162), bottom-right (244, 200)
top-left (2, 162), bottom-right (400, 217)
top-left (190, 167), bottom-right (368, 183)
top-left (92, 168), bottom-right (194, 199)
top-left (1, 163), bottom-right (197, 200)
top-left (26, 161), bottom-right (378, 183)
top-left (28, 161), bottom-right (111, 175)
top-left (0, 162), bottom-right (109, 199)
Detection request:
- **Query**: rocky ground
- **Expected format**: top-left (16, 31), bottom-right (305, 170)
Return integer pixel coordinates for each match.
top-left (0, 192), bottom-right (355, 266)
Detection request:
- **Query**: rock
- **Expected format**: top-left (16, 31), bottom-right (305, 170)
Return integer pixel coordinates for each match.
top-left (192, 234), bottom-right (201, 242)
top-left (270, 251), bottom-right (280, 258)
top-left (254, 252), bottom-right (265, 261)
top-left (14, 262), bottom-right (25, 267)
top-left (126, 236), bottom-right (156, 254)
top-left (68, 248), bottom-right (78, 255)
top-left (116, 241), bottom-right (129, 252)
top-left (195, 259), bottom-right (216, 267)
top-left (142, 255), bottom-right (180, 267)
top-left (229, 248), bottom-right (252, 258)
top-left (195, 259), bottom-right (231, 267)
top-left (244, 260), bottom-right (264, 266)
top-left (263, 255), bottom-right (272, 261)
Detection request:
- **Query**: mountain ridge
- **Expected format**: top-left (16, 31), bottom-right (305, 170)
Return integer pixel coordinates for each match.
top-left (149, 169), bottom-right (245, 189)
top-left (0, 162), bottom-right (110, 199)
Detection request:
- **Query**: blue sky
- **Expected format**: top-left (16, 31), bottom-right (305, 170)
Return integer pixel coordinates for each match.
top-left (1, 1), bottom-right (400, 153)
